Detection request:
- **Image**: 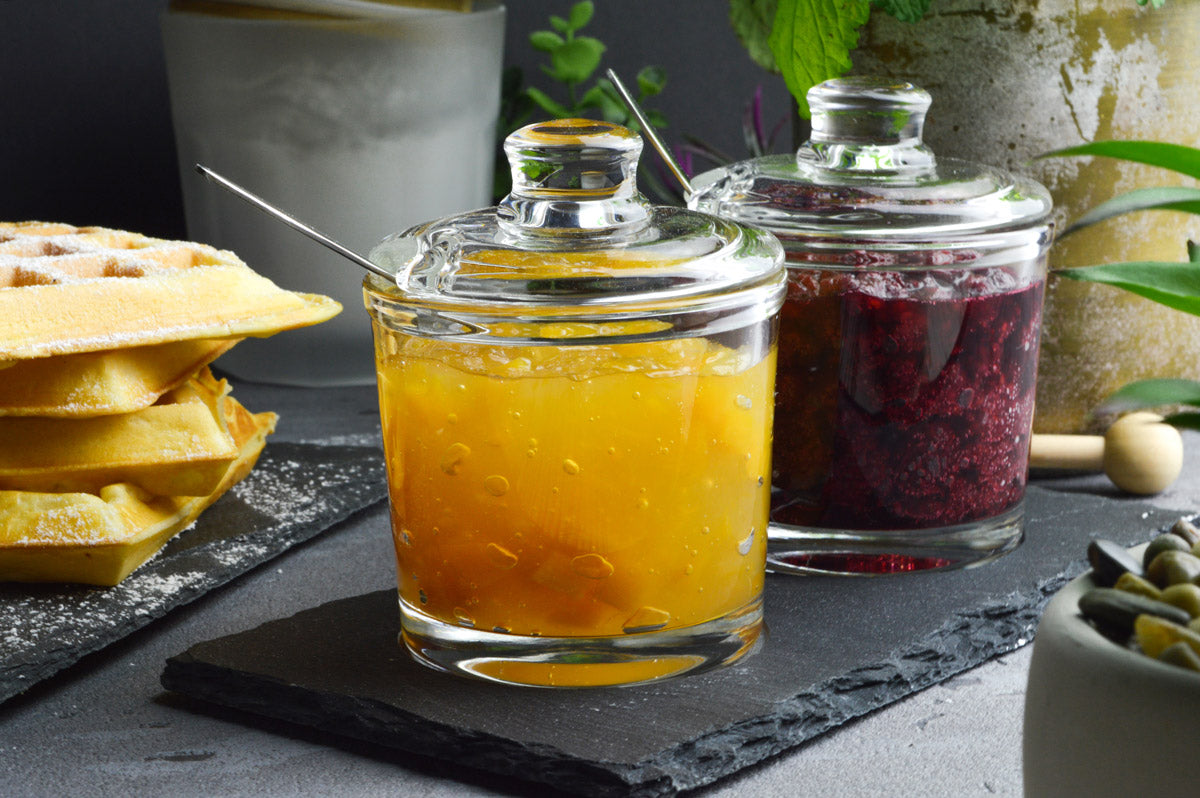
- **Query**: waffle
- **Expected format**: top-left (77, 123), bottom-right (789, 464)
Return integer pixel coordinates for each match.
top-left (0, 369), bottom-right (243, 497)
top-left (0, 338), bottom-right (238, 417)
top-left (0, 221), bottom-right (341, 361)
top-left (0, 370), bottom-right (277, 585)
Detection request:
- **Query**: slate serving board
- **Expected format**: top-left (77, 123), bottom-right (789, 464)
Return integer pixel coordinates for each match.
top-left (0, 442), bottom-right (386, 705)
top-left (159, 485), bottom-right (1187, 797)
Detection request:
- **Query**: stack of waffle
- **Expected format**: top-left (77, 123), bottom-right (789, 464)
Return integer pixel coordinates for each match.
top-left (0, 221), bottom-right (341, 585)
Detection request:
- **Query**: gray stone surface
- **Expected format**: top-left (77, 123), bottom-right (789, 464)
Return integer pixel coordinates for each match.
top-left (159, 487), bottom-right (1182, 797)
top-left (1, 379), bottom-right (1197, 798)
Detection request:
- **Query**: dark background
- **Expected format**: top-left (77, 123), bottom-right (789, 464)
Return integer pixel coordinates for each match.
top-left (0, 0), bottom-right (791, 239)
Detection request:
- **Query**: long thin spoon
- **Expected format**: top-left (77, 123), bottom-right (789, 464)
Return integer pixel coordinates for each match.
top-left (606, 68), bottom-right (693, 198)
top-left (194, 164), bottom-right (393, 281)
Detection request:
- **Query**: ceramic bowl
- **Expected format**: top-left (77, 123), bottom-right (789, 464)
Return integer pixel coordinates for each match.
top-left (1023, 547), bottom-right (1200, 797)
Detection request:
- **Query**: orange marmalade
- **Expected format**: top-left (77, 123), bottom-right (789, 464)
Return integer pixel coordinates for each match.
top-left (374, 325), bottom-right (775, 640)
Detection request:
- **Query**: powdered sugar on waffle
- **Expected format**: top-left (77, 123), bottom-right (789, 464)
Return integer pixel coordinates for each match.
top-left (0, 222), bottom-right (340, 361)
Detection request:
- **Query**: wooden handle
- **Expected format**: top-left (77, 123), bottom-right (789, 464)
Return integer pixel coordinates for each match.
top-left (1029, 433), bottom-right (1105, 471)
top-left (1029, 412), bottom-right (1183, 495)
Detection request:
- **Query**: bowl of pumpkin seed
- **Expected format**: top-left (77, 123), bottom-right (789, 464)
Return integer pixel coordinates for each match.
top-left (1023, 518), bottom-right (1200, 798)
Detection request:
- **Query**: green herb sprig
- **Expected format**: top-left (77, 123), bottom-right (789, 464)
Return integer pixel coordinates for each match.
top-left (521, 1), bottom-right (666, 130)
top-left (496, 1), bottom-right (670, 201)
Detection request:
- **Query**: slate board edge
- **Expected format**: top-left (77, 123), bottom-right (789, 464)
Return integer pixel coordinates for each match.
top-left (159, 567), bottom-right (1079, 798)
top-left (0, 443), bottom-right (388, 706)
top-left (654, 566), bottom-right (1087, 795)
top-left (154, 497), bottom-right (1197, 797)
top-left (161, 653), bottom-right (674, 798)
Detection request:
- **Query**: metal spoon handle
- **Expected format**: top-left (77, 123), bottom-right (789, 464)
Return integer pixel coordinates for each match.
top-left (194, 164), bottom-right (392, 281)
top-left (606, 69), bottom-right (693, 198)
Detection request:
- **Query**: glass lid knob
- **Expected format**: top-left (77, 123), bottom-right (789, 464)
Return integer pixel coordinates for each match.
top-left (797, 77), bottom-right (937, 176)
top-left (497, 118), bottom-right (653, 236)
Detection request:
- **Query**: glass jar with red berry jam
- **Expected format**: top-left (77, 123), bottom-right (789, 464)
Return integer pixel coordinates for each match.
top-left (689, 77), bottom-right (1053, 575)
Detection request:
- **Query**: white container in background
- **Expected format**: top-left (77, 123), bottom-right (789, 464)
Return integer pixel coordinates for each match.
top-left (161, 2), bottom-right (505, 386)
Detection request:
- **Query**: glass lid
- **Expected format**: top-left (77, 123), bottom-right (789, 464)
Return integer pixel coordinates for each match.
top-left (367, 118), bottom-right (783, 315)
top-left (688, 77), bottom-right (1052, 241)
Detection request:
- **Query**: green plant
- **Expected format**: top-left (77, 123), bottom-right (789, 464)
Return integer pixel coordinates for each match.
top-left (731, 0), bottom-right (1171, 119)
top-left (495, 1), bottom-right (670, 200)
top-left (728, 0), bottom-right (932, 118)
top-left (525, 2), bottom-right (666, 128)
top-left (1042, 140), bottom-right (1200, 426)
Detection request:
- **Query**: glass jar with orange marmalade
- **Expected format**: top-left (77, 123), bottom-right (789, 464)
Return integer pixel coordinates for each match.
top-left (363, 119), bottom-right (785, 687)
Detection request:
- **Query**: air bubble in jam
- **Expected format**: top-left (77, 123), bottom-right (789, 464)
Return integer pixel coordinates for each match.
top-left (484, 475), bottom-right (510, 496)
top-left (440, 443), bottom-right (471, 475)
top-left (562, 459), bottom-right (581, 475)
top-left (738, 528), bottom-right (755, 556)
top-left (418, 589), bottom-right (428, 605)
top-left (570, 553), bottom-right (614, 579)
top-left (486, 542), bottom-right (519, 569)
top-left (623, 606), bottom-right (671, 634)
top-left (736, 394), bottom-right (752, 409)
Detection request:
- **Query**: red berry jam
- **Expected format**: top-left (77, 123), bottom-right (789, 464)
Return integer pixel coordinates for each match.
top-left (770, 255), bottom-right (1044, 532)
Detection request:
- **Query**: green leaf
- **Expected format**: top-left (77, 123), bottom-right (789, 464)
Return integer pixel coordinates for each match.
top-left (520, 160), bottom-right (559, 185)
top-left (524, 86), bottom-right (573, 119)
top-left (729, 0), bottom-right (780, 72)
top-left (1062, 187), bottom-right (1200, 236)
top-left (1060, 260), bottom-right (1200, 317)
top-left (871, 0), bottom-right (932, 23)
top-left (549, 15), bottom-right (570, 35)
top-left (1190, 240), bottom-right (1200, 264)
top-left (579, 83), bottom-right (626, 123)
top-left (550, 37), bottom-right (605, 85)
top-left (529, 30), bottom-right (564, 52)
top-left (567, 1), bottom-right (594, 31)
top-left (637, 65), bottom-right (667, 97)
top-left (1167, 412), bottom-right (1200, 431)
top-left (768, 0), bottom-right (871, 118)
top-left (1041, 140), bottom-right (1200, 181)
top-left (1095, 378), bottom-right (1200, 416)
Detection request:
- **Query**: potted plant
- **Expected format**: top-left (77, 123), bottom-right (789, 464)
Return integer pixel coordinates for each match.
top-left (1045, 138), bottom-right (1200, 425)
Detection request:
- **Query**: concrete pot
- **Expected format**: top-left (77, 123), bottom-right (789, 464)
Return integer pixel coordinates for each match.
top-left (1023, 550), bottom-right (1200, 797)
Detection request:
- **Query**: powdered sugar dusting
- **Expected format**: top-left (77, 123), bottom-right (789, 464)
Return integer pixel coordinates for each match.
top-left (231, 458), bottom-right (344, 527)
top-left (0, 442), bottom-right (386, 703)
